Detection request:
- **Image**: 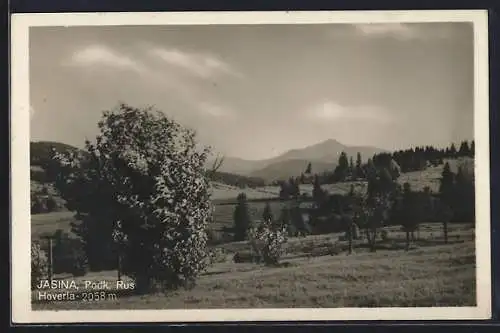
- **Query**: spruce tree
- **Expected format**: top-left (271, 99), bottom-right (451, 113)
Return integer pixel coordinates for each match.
top-left (454, 165), bottom-right (475, 222)
top-left (233, 193), bottom-right (252, 241)
top-left (439, 162), bottom-right (455, 206)
top-left (312, 174), bottom-right (325, 204)
top-left (459, 141), bottom-right (470, 157)
top-left (334, 152), bottom-right (349, 181)
top-left (450, 143), bottom-right (457, 157)
top-left (355, 152), bottom-right (363, 179)
top-left (439, 162), bottom-right (455, 243)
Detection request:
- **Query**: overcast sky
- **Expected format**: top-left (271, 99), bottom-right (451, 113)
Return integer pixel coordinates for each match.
top-left (29, 22), bottom-right (474, 160)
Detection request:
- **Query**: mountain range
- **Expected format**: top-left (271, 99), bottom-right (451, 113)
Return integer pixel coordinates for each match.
top-left (208, 139), bottom-right (387, 182)
top-left (30, 139), bottom-right (387, 183)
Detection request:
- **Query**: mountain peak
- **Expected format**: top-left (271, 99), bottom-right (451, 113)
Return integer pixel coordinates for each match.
top-left (313, 138), bottom-right (344, 147)
top-left (324, 138), bottom-right (342, 144)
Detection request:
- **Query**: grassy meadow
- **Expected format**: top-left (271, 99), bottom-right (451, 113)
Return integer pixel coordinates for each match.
top-left (32, 222), bottom-right (475, 309)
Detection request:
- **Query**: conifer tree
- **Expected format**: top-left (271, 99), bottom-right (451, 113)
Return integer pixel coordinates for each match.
top-left (233, 193), bottom-right (252, 241)
top-left (450, 143), bottom-right (457, 157)
top-left (439, 162), bottom-right (455, 243)
top-left (459, 141), bottom-right (470, 157)
top-left (312, 174), bottom-right (326, 204)
top-left (355, 152), bottom-right (363, 179)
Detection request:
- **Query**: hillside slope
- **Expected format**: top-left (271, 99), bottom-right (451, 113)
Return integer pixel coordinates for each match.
top-left (250, 159), bottom-right (336, 182)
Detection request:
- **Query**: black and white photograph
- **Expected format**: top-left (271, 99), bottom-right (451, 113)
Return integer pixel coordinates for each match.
top-left (11, 10), bottom-right (491, 323)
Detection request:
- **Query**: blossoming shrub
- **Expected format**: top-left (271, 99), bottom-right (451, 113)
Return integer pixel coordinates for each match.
top-left (247, 221), bottom-right (288, 266)
top-left (31, 241), bottom-right (48, 289)
top-left (50, 104), bottom-right (213, 293)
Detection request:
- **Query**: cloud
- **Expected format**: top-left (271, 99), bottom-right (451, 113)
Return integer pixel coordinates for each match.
top-left (64, 44), bottom-right (197, 100)
top-left (310, 101), bottom-right (345, 120)
top-left (197, 102), bottom-right (233, 118)
top-left (149, 47), bottom-right (242, 79)
top-left (306, 101), bottom-right (392, 123)
top-left (66, 45), bottom-right (145, 72)
top-left (63, 44), bottom-right (236, 119)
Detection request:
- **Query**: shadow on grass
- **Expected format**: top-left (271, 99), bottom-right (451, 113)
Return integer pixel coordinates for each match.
top-left (266, 261), bottom-right (296, 268)
top-left (202, 270), bottom-right (232, 277)
top-left (290, 237), bottom-right (468, 259)
top-left (355, 238), bottom-right (465, 251)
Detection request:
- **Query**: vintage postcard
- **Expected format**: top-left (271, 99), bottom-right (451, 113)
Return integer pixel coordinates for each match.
top-left (11, 10), bottom-right (491, 323)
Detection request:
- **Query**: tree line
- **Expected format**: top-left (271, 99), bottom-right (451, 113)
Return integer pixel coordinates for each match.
top-left (278, 140), bottom-right (474, 198)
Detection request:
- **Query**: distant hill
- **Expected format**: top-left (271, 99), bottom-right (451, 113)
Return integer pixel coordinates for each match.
top-left (250, 159), bottom-right (336, 182)
top-left (211, 139), bottom-right (387, 182)
top-left (30, 141), bottom-right (267, 188)
top-left (31, 141), bottom-right (83, 166)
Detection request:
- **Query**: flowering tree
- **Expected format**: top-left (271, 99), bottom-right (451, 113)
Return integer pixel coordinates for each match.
top-left (352, 165), bottom-right (397, 252)
top-left (351, 190), bottom-right (393, 252)
top-left (50, 104), bottom-right (214, 293)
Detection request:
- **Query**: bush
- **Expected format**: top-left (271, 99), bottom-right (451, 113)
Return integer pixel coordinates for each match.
top-left (69, 249), bottom-right (89, 277)
top-left (31, 242), bottom-right (48, 289)
top-left (30, 194), bottom-right (59, 214)
top-left (31, 168), bottom-right (48, 183)
top-left (45, 196), bottom-right (58, 212)
top-left (31, 195), bottom-right (46, 214)
top-left (248, 221), bottom-right (288, 266)
top-left (52, 231), bottom-right (89, 276)
top-left (207, 247), bottom-right (229, 265)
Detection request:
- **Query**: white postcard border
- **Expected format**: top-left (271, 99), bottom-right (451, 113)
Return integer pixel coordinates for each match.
top-left (11, 10), bottom-right (491, 323)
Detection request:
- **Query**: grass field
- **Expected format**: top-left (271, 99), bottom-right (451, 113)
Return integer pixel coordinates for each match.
top-left (32, 222), bottom-right (475, 309)
top-left (210, 182), bottom-right (280, 201)
top-left (31, 201), bottom-right (288, 241)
